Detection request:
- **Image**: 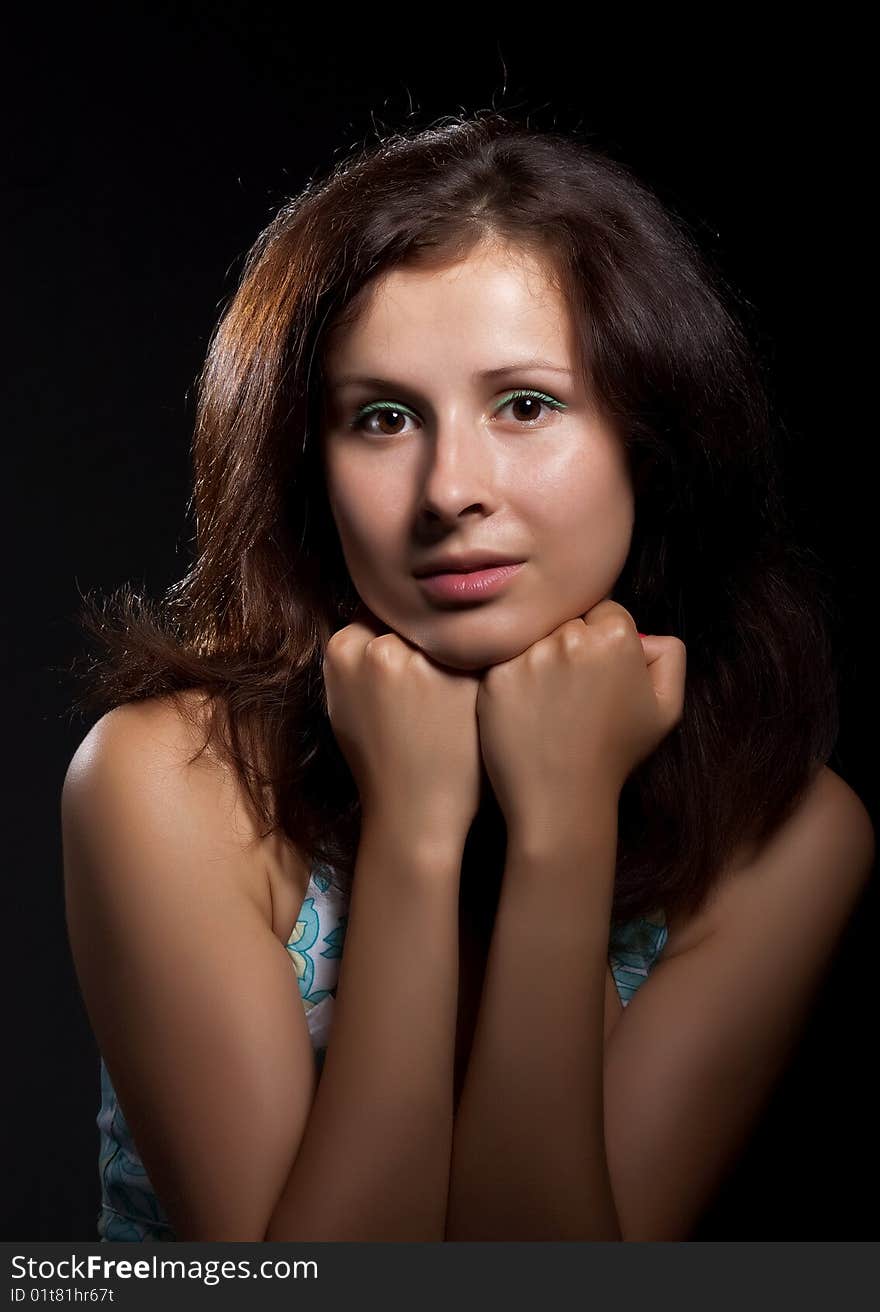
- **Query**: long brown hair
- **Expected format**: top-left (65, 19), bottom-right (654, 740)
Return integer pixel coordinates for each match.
top-left (66, 108), bottom-right (840, 928)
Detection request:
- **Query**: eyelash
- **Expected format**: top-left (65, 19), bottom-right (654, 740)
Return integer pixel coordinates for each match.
top-left (348, 388), bottom-right (568, 438)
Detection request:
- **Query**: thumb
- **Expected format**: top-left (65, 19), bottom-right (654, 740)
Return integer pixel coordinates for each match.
top-left (639, 633), bottom-right (687, 725)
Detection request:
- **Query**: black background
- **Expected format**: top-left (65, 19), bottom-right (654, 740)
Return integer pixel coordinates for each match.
top-left (5, 6), bottom-right (876, 1240)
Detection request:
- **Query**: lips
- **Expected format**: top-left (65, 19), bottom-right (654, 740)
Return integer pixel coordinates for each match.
top-left (416, 561), bottom-right (525, 602)
top-left (413, 553), bottom-right (526, 577)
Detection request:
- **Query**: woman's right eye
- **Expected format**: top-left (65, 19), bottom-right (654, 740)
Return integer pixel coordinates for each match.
top-left (349, 402), bottom-right (417, 438)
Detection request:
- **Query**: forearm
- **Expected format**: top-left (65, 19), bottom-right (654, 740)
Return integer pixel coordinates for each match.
top-left (264, 818), bottom-right (462, 1241)
top-left (445, 796), bottom-right (622, 1240)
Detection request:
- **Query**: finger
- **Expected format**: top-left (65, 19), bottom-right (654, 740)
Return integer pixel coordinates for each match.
top-left (642, 635), bottom-right (687, 721)
top-left (580, 598), bottom-right (638, 633)
top-left (636, 632), bottom-right (663, 663)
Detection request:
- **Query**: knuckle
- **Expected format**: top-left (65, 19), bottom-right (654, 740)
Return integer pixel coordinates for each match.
top-left (525, 639), bottom-right (551, 667)
top-left (483, 660), bottom-right (510, 689)
top-left (365, 633), bottom-right (404, 668)
top-left (606, 621), bottom-right (631, 644)
top-left (324, 628), bottom-right (354, 666)
top-left (560, 624), bottom-right (586, 657)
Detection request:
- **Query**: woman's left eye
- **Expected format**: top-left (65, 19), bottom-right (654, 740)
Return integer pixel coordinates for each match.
top-left (495, 388), bottom-right (567, 425)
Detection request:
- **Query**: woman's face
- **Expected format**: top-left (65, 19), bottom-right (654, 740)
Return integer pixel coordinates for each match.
top-left (319, 240), bottom-right (634, 671)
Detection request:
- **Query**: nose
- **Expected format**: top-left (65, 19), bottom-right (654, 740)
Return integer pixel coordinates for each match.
top-left (417, 416), bottom-right (497, 524)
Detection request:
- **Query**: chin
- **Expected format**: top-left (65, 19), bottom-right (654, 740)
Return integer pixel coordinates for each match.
top-left (383, 608), bottom-right (561, 671)
top-left (425, 648), bottom-right (491, 674)
top-left (408, 630), bottom-right (531, 674)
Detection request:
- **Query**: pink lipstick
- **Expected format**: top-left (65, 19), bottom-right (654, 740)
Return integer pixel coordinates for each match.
top-left (417, 561), bottom-right (525, 601)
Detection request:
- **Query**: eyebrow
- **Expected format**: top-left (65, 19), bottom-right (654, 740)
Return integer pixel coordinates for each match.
top-left (327, 359), bottom-right (573, 390)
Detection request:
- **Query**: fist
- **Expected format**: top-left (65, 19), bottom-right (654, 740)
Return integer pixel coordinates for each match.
top-left (475, 599), bottom-right (686, 837)
top-left (322, 603), bottom-right (483, 845)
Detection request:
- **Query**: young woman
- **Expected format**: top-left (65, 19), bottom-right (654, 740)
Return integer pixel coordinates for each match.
top-left (62, 110), bottom-right (874, 1242)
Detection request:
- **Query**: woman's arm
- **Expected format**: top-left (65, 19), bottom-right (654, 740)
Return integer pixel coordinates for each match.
top-left (264, 813), bottom-right (462, 1242)
top-left (444, 786), bottom-right (622, 1241)
top-left (64, 699), bottom-right (461, 1243)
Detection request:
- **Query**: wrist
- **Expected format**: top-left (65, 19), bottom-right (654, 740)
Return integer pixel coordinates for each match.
top-left (359, 808), bottom-right (468, 872)
top-left (505, 781), bottom-right (621, 864)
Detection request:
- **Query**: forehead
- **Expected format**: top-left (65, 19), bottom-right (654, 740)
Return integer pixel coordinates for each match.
top-left (322, 244), bottom-right (572, 374)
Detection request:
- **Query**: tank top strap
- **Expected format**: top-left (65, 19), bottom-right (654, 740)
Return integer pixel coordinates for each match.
top-left (608, 909), bottom-right (668, 1007)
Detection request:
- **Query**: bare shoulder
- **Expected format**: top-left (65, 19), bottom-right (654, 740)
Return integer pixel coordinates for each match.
top-left (64, 688), bottom-right (220, 788)
top-left (62, 691), bottom-right (311, 936)
top-left (736, 763), bottom-right (875, 911)
top-left (62, 690), bottom-right (321, 1239)
top-left (602, 763), bottom-right (874, 1239)
top-left (664, 765), bottom-right (875, 958)
top-left (63, 690), bottom-right (247, 830)
top-left (812, 762), bottom-right (874, 838)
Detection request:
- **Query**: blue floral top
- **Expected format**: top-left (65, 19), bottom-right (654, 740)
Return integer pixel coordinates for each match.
top-left (95, 859), bottom-right (667, 1241)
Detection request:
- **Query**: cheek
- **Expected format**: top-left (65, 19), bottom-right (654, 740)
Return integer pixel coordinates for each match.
top-left (528, 455), bottom-right (634, 582)
top-left (532, 451), bottom-right (632, 537)
top-left (325, 462), bottom-right (403, 567)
